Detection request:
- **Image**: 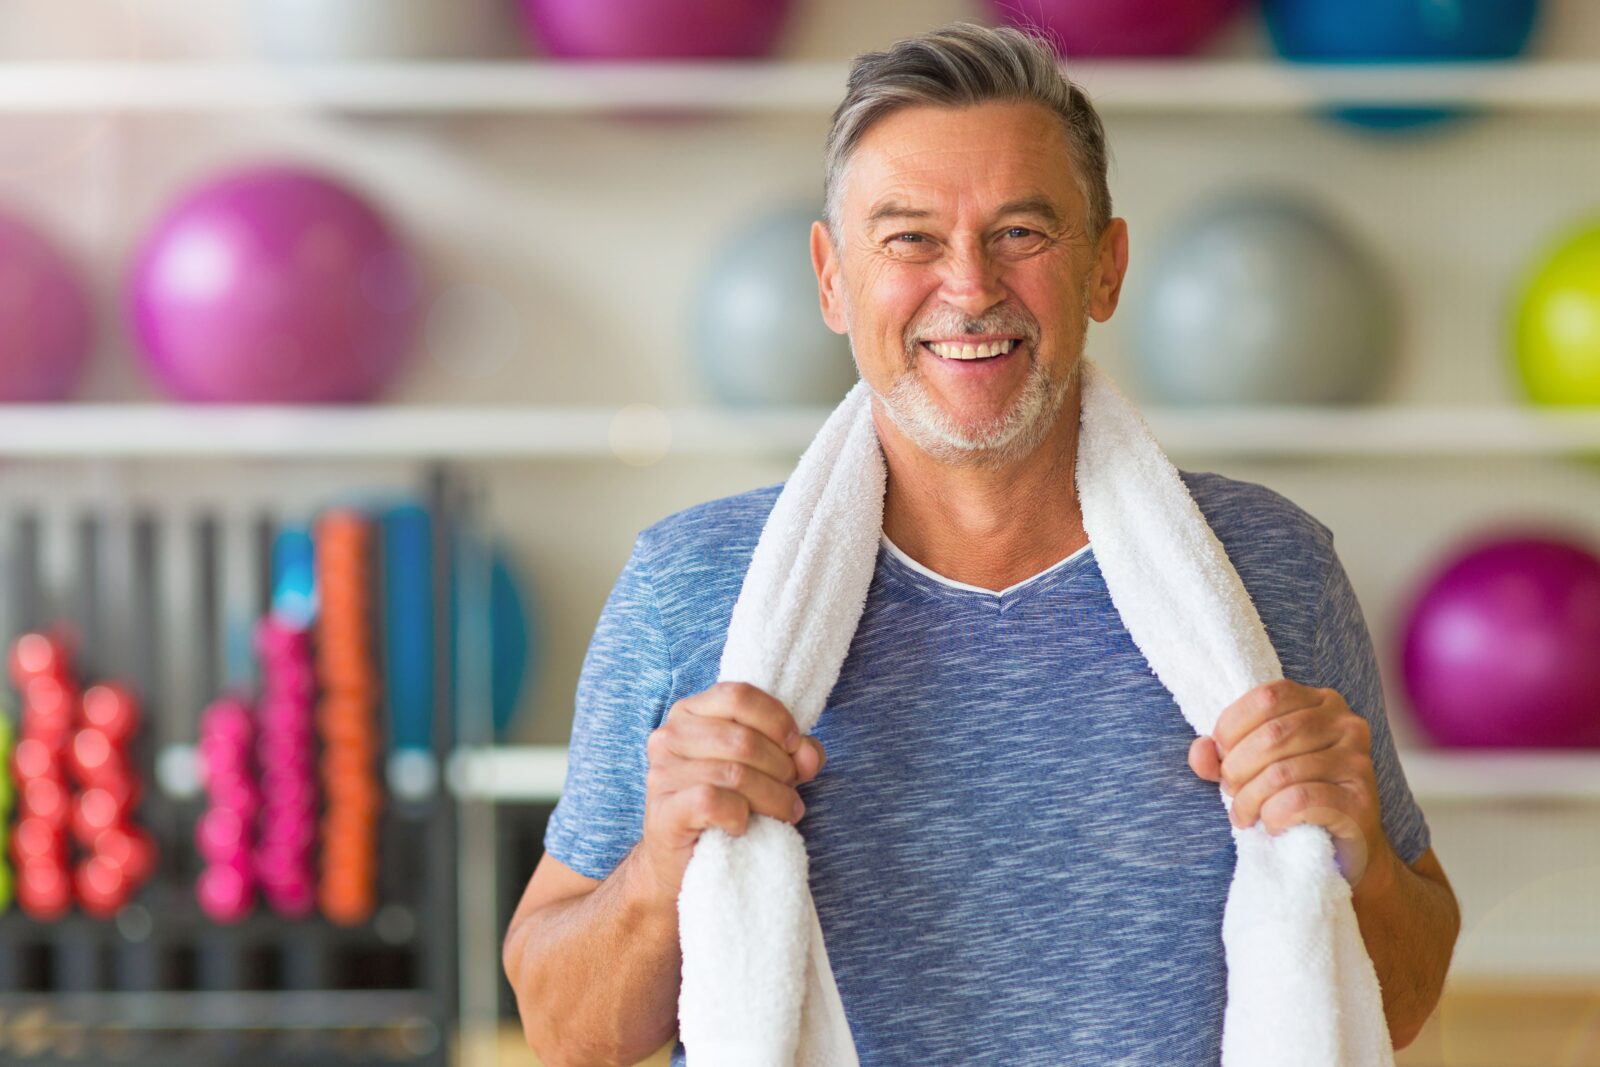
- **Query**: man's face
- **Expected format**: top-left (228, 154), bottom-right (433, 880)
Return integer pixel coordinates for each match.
top-left (811, 100), bottom-right (1127, 469)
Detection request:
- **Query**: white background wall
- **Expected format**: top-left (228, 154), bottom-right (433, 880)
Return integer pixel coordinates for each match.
top-left (0, 0), bottom-right (1596, 981)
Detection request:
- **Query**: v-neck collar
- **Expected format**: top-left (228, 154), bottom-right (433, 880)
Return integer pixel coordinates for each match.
top-left (877, 531), bottom-right (1092, 608)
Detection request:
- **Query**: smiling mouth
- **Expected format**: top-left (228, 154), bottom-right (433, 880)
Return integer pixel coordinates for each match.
top-left (919, 338), bottom-right (1024, 363)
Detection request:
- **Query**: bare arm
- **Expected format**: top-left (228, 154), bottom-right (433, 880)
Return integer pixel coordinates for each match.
top-left (503, 681), bottom-right (826, 1067)
top-left (502, 848), bottom-right (681, 1066)
top-left (1350, 845), bottom-right (1461, 1049)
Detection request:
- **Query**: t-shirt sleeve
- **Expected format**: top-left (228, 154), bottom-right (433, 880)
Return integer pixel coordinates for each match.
top-left (542, 530), bottom-right (674, 881)
top-left (1311, 538), bottom-right (1433, 868)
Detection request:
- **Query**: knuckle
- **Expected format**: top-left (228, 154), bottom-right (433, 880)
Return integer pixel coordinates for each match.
top-left (727, 727), bottom-right (759, 761)
top-left (1349, 715), bottom-right (1372, 746)
top-left (688, 783), bottom-right (720, 817)
top-left (722, 760), bottom-right (747, 790)
top-left (1263, 717), bottom-right (1290, 749)
top-left (645, 727), bottom-right (669, 761)
top-left (1267, 760), bottom-right (1294, 792)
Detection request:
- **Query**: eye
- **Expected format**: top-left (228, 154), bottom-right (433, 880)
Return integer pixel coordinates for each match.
top-left (892, 233), bottom-right (925, 244)
top-left (1004, 227), bottom-right (1035, 239)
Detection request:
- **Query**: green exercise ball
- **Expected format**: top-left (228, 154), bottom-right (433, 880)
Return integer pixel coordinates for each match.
top-left (1513, 218), bottom-right (1600, 405)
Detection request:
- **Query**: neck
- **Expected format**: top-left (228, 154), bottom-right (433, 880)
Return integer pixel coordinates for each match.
top-left (875, 371), bottom-right (1088, 593)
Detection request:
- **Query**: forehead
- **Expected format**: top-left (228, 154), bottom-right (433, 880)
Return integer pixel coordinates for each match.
top-left (841, 100), bottom-right (1080, 223)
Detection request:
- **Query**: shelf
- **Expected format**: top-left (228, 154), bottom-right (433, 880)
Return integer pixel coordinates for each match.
top-left (0, 403), bottom-right (1596, 460)
top-left (1399, 750), bottom-right (1600, 804)
top-left (448, 745), bottom-right (566, 803)
top-left (449, 745), bottom-right (1600, 805)
top-left (4, 59), bottom-right (1600, 113)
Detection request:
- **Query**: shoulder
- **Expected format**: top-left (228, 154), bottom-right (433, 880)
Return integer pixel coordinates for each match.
top-left (638, 480), bottom-right (783, 576)
top-left (632, 480), bottom-right (784, 650)
top-left (1176, 469), bottom-right (1339, 670)
top-left (1178, 468), bottom-right (1335, 570)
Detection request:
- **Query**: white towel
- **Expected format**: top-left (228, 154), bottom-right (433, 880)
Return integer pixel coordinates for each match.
top-left (677, 357), bottom-right (1394, 1067)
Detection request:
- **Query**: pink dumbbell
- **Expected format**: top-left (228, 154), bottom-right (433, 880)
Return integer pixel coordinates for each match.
top-left (196, 694), bottom-right (261, 922)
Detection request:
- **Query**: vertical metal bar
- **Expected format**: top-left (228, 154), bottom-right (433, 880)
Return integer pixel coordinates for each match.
top-left (426, 464), bottom-right (461, 1067)
top-left (113, 505), bottom-right (159, 1000)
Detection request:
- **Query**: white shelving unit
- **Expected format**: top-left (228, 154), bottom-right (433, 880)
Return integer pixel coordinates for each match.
top-left (7, 16), bottom-right (1597, 1040)
top-left (5, 59), bottom-right (1600, 113)
top-left (1, 403), bottom-right (1597, 459)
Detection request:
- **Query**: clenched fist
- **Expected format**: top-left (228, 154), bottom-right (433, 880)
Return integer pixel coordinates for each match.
top-left (1188, 678), bottom-right (1391, 892)
top-left (633, 681), bottom-right (827, 904)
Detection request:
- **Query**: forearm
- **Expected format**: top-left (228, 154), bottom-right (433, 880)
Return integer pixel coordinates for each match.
top-left (1351, 849), bottom-right (1460, 1048)
top-left (504, 845), bottom-right (681, 1066)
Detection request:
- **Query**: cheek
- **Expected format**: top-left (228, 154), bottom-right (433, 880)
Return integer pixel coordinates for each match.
top-left (860, 263), bottom-right (936, 334)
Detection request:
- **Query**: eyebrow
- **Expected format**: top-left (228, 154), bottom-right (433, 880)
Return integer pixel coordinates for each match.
top-left (865, 195), bottom-right (1062, 228)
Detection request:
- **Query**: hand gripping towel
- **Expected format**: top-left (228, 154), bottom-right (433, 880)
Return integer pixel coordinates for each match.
top-left (676, 357), bottom-right (1395, 1067)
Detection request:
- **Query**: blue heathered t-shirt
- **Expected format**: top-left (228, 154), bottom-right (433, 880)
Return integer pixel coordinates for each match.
top-left (544, 469), bottom-right (1433, 1067)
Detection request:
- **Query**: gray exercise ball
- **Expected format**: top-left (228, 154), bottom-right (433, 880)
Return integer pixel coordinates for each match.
top-left (1130, 191), bottom-right (1399, 404)
top-left (248, 0), bottom-right (508, 61)
top-left (693, 205), bottom-right (857, 407)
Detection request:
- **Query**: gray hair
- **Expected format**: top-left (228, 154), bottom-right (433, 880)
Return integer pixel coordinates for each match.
top-left (823, 21), bottom-right (1112, 244)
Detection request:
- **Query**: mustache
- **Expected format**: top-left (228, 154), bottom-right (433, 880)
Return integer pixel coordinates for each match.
top-left (905, 310), bottom-right (1039, 350)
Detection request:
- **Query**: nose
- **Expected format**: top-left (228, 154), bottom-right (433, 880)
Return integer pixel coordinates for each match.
top-left (936, 236), bottom-right (1007, 320)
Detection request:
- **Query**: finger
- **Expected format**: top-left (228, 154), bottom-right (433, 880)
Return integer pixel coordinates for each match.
top-left (1256, 781), bottom-right (1377, 886)
top-left (1210, 678), bottom-right (1323, 758)
top-left (649, 780), bottom-right (748, 844)
top-left (663, 713), bottom-right (798, 786)
top-left (691, 681), bottom-right (803, 754)
top-left (1227, 749), bottom-right (1348, 829)
top-left (1256, 781), bottom-right (1365, 845)
top-left (1219, 705), bottom-right (1341, 798)
top-left (795, 737), bottom-right (827, 782)
top-left (665, 783), bottom-right (753, 841)
top-left (1188, 736), bottom-right (1221, 782)
top-left (672, 756), bottom-right (804, 826)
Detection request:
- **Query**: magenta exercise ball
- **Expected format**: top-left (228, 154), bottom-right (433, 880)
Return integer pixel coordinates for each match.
top-left (129, 164), bottom-right (422, 404)
top-left (985, 0), bottom-right (1247, 57)
top-left (1400, 533), bottom-right (1600, 748)
top-left (0, 209), bottom-right (91, 402)
top-left (517, 0), bottom-right (792, 59)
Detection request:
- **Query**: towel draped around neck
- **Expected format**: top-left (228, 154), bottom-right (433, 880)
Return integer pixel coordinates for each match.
top-left (676, 358), bottom-right (1395, 1067)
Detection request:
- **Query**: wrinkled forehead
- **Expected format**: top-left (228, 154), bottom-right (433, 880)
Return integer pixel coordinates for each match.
top-left (839, 102), bottom-right (1083, 228)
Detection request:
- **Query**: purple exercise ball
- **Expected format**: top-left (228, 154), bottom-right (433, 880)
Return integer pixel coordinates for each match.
top-left (986, 0), bottom-right (1247, 57)
top-left (1400, 533), bottom-right (1600, 748)
top-left (129, 165), bottom-right (422, 404)
top-left (0, 209), bottom-right (91, 402)
top-left (517, 0), bottom-right (792, 59)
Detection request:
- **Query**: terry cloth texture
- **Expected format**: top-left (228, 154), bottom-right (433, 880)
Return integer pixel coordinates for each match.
top-left (547, 408), bottom-right (1430, 1067)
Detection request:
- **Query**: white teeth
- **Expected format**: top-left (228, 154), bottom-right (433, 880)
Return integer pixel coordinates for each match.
top-left (926, 339), bottom-right (1017, 360)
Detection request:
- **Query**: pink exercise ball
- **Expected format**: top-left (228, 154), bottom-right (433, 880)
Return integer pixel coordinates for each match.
top-left (985, 0), bottom-right (1247, 57)
top-left (129, 165), bottom-right (422, 404)
top-left (516, 0), bottom-right (792, 59)
top-left (0, 209), bottom-right (91, 402)
top-left (1399, 532), bottom-right (1600, 748)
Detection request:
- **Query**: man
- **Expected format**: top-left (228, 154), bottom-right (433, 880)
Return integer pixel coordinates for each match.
top-left (504, 22), bottom-right (1460, 1067)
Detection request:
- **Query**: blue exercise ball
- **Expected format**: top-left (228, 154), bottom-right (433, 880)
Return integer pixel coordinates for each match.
top-left (693, 204), bottom-right (857, 406)
top-left (1264, 0), bottom-right (1542, 131)
top-left (448, 534), bottom-right (537, 743)
top-left (1130, 191), bottom-right (1399, 405)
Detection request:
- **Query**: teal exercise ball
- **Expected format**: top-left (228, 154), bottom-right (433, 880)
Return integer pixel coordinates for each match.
top-left (1263, 0), bottom-right (1542, 132)
top-left (1130, 191), bottom-right (1399, 405)
top-left (693, 205), bottom-right (857, 406)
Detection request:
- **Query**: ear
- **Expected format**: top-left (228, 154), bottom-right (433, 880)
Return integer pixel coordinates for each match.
top-left (811, 219), bottom-right (849, 334)
top-left (1087, 217), bottom-right (1130, 324)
